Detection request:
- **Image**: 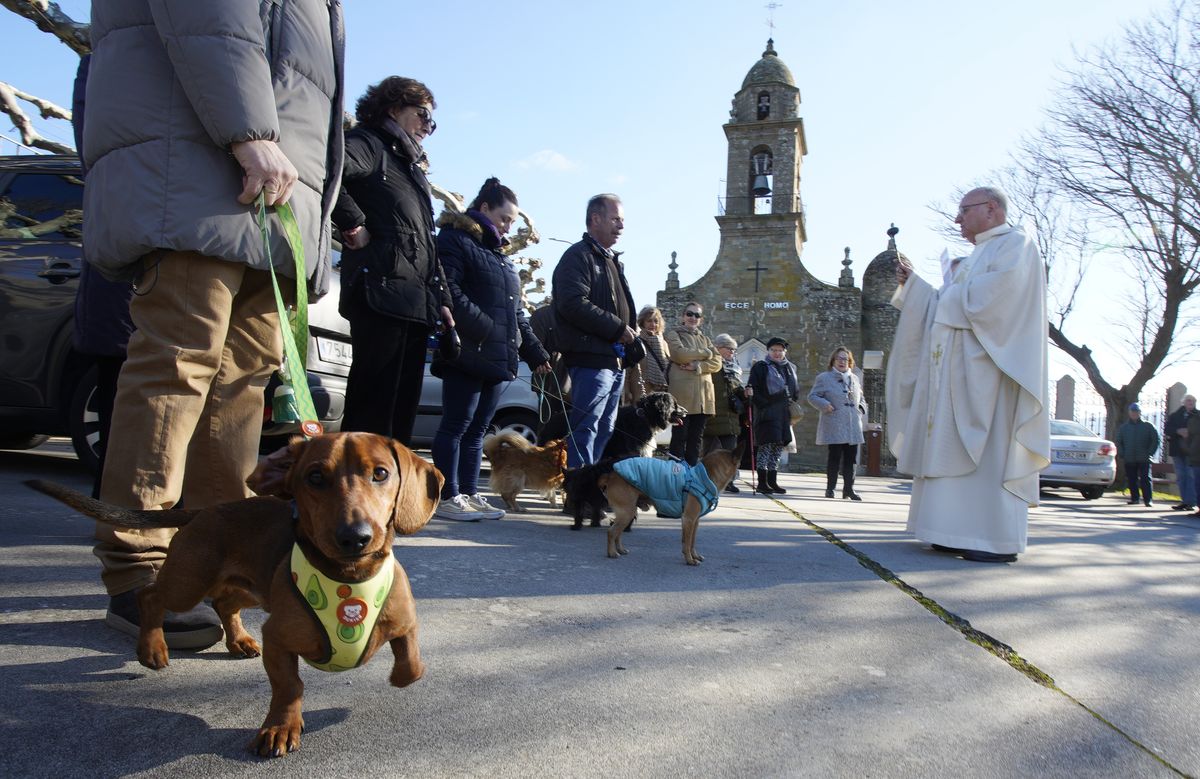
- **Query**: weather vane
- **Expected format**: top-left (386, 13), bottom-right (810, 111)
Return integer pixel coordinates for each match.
top-left (765, 2), bottom-right (783, 36)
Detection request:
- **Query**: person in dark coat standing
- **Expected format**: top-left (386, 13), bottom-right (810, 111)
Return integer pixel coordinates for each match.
top-left (1164, 394), bottom-right (1196, 511)
top-left (70, 53), bottom-right (135, 500)
top-left (1115, 402), bottom-right (1160, 506)
top-left (551, 194), bottom-right (637, 468)
top-left (748, 337), bottom-right (799, 495)
top-left (333, 76), bottom-right (454, 445)
top-left (431, 179), bottom-right (550, 521)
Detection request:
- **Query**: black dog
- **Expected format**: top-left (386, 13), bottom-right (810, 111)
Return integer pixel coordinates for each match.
top-left (602, 391), bottom-right (687, 460)
top-left (562, 460), bottom-right (616, 530)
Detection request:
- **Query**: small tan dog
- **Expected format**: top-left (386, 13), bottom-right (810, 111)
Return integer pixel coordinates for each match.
top-left (482, 430), bottom-right (568, 511)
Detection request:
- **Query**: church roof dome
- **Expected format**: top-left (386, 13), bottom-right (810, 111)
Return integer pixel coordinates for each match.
top-left (742, 39), bottom-right (795, 89)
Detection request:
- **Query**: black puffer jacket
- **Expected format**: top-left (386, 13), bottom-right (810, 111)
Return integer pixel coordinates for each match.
top-left (333, 123), bottom-right (450, 325)
top-left (749, 359), bottom-right (799, 446)
top-left (550, 234), bottom-right (636, 371)
top-left (435, 211), bottom-right (549, 382)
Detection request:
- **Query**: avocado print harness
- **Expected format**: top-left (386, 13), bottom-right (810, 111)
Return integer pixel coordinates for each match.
top-left (290, 543), bottom-right (395, 672)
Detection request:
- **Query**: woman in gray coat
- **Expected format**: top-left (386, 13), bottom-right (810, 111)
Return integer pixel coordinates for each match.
top-left (808, 346), bottom-right (866, 500)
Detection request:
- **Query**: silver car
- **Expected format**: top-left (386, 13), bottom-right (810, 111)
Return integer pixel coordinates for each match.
top-left (1040, 418), bottom-right (1117, 500)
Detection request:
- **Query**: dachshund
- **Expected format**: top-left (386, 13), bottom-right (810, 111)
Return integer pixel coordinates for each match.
top-left (27, 432), bottom-right (442, 758)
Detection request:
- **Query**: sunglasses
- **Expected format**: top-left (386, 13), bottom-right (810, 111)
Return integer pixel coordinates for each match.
top-left (684, 311), bottom-right (703, 318)
top-left (413, 106), bottom-right (437, 134)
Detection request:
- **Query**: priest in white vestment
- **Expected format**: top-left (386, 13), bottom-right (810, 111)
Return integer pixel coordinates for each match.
top-left (886, 187), bottom-right (1050, 563)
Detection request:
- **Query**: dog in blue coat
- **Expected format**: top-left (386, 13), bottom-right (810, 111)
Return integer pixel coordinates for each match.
top-left (597, 440), bottom-right (745, 565)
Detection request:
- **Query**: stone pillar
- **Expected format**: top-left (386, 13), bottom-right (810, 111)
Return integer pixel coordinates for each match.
top-left (1054, 375), bottom-right (1076, 420)
top-left (1166, 382), bottom-right (1188, 411)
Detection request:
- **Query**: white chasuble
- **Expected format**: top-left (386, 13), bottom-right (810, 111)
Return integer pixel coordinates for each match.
top-left (885, 224), bottom-right (1050, 554)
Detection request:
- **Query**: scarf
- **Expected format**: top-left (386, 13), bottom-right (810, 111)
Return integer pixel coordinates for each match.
top-left (765, 357), bottom-right (791, 396)
top-left (466, 208), bottom-right (505, 249)
top-left (380, 118), bottom-right (432, 197)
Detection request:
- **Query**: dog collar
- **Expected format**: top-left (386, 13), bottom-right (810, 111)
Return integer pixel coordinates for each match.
top-left (290, 543), bottom-right (395, 673)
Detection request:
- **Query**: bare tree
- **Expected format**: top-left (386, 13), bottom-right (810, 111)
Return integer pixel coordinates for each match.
top-left (0, 0), bottom-right (91, 54)
top-left (1019, 0), bottom-right (1200, 443)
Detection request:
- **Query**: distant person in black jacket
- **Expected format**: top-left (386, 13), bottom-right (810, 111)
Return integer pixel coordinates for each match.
top-left (333, 76), bottom-right (454, 445)
top-left (430, 179), bottom-right (550, 521)
top-left (1165, 394), bottom-right (1197, 511)
top-left (551, 194), bottom-right (637, 467)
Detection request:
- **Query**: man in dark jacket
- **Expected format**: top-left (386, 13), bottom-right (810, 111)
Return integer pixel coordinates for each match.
top-left (1115, 402), bottom-right (1161, 507)
top-left (1164, 394), bottom-right (1196, 511)
top-left (83, 0), bottom-right (345, 649)
top-left (551, 194), bottom-right (637, 467)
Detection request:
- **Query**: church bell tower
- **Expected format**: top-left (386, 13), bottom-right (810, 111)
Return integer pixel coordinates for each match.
top-left (722, 38), bottom-right (807, 235)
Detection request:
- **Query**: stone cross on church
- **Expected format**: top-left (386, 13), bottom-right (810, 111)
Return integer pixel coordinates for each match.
top-left (655, 39), bottom-right (902, 469)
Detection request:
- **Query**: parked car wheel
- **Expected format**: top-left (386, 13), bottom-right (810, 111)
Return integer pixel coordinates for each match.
top-left (490, 409), bottom-right (539, 445)
top-left (1080, 486), bottom-right (1106, 500)
top-left (0, 433), bottom-right (50, 450)
top-left (68, 365), bottom-right (102, 475)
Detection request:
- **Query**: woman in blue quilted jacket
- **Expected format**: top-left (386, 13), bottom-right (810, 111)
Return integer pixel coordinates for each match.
top-left (431, 178), bottom-right (551, 521)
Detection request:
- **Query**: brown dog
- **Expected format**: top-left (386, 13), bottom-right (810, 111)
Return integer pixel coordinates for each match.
top-left (599, 441), bottom-right (745, 565)
top-left (482, 430), bottom-right (567, 511)
top-left (27, 432), bottom-right (442, 758)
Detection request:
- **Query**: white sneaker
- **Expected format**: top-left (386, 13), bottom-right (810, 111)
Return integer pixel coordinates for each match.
top-left (464, 494), bottom-right (505, 519)
top-left (435, 495), bottom-right (483, 522)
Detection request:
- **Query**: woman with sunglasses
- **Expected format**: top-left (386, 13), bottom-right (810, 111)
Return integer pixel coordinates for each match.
top-left (333, 76), bottom-right (455, 446)
top-left (666, 304), bottom-right (723, 465)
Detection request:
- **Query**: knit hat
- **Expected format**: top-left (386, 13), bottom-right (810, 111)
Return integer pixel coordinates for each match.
top-left (713, 333), bottom-right (737, 349)
top-left (766, 337), bottom-right (789, 349)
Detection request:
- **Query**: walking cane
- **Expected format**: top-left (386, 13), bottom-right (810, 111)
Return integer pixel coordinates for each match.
top-left (747, 403), bottom-right (756, 493)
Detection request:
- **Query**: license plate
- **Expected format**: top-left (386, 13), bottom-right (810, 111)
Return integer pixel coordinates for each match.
top-left (1053, 449), bottom-right (1089, 461)
top-left (316, 336), bottom-right (353, 367)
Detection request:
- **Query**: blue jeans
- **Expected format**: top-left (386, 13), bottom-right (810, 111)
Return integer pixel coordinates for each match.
top-left (566, 366), bottom-right (624, 468)
top-left (432, 366), bottom-right (503, 500)
top-left (1173, 454), bottom-right (1196, 505)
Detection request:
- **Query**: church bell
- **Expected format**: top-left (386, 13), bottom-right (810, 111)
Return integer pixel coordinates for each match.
top-left (751, 151), bottom-right (773, 197)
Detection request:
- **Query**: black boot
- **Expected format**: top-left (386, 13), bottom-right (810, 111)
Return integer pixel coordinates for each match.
top-left (842, 467), bottom-right (861, 501)
top-left (825, 451), bottom-right (839, 499)
top-left (767, 470), bottom-right (787, 494)
top-left (724, 482), bottom-right (740, 494)
top-left (756, 469), bottom-right (774, 495)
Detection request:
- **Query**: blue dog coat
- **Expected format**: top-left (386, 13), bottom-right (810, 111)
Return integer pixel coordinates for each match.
top-left (611, 458), bottom-right (720, 519)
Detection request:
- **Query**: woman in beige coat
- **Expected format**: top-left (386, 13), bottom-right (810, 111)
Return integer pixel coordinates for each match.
top-left (666, 303), bottom-right (724, 464)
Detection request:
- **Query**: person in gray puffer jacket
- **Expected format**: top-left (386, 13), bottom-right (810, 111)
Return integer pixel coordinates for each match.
top-left (82, 0), bottom-right (345, 651)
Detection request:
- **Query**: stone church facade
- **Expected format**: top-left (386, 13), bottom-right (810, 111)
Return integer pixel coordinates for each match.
top-left (655, 40), bottom-right (902, 470)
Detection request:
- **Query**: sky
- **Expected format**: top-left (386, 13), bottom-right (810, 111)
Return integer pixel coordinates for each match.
top-left (1, 0), bottom-right (1191, 396)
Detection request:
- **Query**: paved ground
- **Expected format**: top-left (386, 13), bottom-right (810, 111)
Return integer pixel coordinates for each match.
top-left (1, 440), bottom-right (1197, 778)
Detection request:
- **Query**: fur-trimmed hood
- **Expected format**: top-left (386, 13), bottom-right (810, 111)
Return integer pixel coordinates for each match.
top-left (436, 210), bottom-right (509, 250)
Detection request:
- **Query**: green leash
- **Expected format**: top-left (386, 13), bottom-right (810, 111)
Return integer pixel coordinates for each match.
top-left (256, 193), bottom-right (322, 439)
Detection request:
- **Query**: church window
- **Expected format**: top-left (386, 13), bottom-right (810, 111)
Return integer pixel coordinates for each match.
top-left (757, 92), bottom-right (771, 120)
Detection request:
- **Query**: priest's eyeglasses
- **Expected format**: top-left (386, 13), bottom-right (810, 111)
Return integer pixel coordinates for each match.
top-left (956, 201), bottom-right (990, 217)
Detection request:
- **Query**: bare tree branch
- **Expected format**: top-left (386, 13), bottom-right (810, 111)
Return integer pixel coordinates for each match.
top-left (1019, 0), bottom-right (1200, 441)
top-left (0, 0), bottom-right (90, 55)
top-left (0, 80), bottom-right (73, 153)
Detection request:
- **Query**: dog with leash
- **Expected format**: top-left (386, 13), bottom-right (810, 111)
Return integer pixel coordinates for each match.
top-left (565, 440), bottom-right (745, 563)
top-left (28, 432), bottom-right (441, 758)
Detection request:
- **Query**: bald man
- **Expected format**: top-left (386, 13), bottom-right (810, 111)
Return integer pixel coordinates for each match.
top-left (886, 187), bottom-right (1050, 563)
